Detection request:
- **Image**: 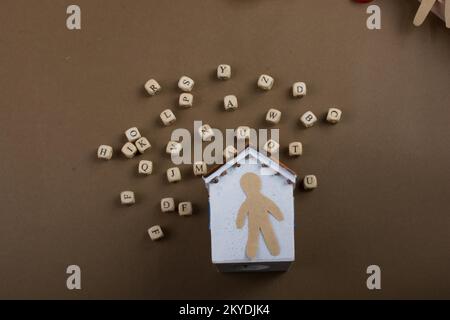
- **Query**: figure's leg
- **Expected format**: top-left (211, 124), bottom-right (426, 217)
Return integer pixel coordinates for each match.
top-left (414, 0), bottom-right (437, 26)
top-left (260, 223), bottom-right (280, 256)
top-left (246, 223), bottom-right (259, 259)
top-left (446, 0), bottom-right (450, 28)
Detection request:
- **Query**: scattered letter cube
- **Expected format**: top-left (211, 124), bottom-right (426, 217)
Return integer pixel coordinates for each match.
top-left (217, 64), bottom-right (231, 80)
top-left (266, 108), bottom-right (282, 124)
top-left (326, 108), bottom-right (342, 124)
top-left (178, 76), bottom-right (195, 92)
top-left (199, 124), bottom-right (214, 141)
top-left (303, 175), bottom-right (318, 190)
top-left (144, 79), bottom-right (162, 96)
top-left (166, 141), bottom-right (182, 155)
top-left (121, 142), bottom-right (137, 159)
top-left (160, 109), bottom-right (176, 126)
top-left (97, 145), bottom-right (113, 160)
top-left (257, 74), bottom-right (274, 91)
top-left (179, 93), bottom-right (194, 108)
top-left (292, 82), bottom-right (307, 98)
top-left (193, 161), bottom-right (207, 176)
top-left (223, 145), bottom-right (238, 161)
top-left (161, 198), bottom-right (175, 213)
top-left (135, 137), bottom-right (151, 154)
top-left (289, 142), bottom-right (303, 157)
top-left (235, 126), bottom-right (251, 141)
top-left (263, 139), bottom-right (280, 154)
top-left (125, 127), bottom-right (141, 142)
top-left (148, 225), bottom-right (164, 241)
top-left (224, 95), bottom-right (238, 111)
top-left (167, 167), bottom-right (182, 183)
top-left (300, 111), bottom-right (317, 128)
top-left (178, 202), bottom-right (193, 216)
top-left (120, 191), bottom-right (135, 205)
top-left (138, 160), bottom-right (153, 175)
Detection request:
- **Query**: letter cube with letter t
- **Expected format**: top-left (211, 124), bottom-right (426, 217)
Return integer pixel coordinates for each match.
top-left (203, 146), bottom-right (297, 272)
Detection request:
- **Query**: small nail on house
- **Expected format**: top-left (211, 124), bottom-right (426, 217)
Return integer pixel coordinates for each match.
top-left (203, 147), bottom-right (297, 272)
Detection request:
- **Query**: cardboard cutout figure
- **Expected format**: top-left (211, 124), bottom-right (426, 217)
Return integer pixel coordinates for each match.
top-left (236, 173), bottom-right (284, 259)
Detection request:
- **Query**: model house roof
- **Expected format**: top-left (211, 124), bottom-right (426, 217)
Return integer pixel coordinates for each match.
top-left (203, 146), bottom-right (297, 185)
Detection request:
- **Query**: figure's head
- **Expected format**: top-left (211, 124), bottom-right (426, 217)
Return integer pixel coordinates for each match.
top-left (240, 173), bottom-right (261, 195)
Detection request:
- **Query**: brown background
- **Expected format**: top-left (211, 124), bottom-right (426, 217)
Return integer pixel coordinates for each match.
top-left (0, 0), bottom-right (449, 299)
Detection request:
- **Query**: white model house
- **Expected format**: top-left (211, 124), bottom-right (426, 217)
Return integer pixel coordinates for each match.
top-left (203, 146), bottom-right (297, 272)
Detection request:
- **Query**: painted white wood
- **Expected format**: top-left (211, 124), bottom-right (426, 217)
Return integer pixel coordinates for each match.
top-left (208, 163), bottom-right (295, 264)
top-left (204, 147), bottom-right (296, 185)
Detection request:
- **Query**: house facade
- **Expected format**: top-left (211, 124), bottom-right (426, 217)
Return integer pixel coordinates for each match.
top-left (203, 147), bottom-right (297, 272)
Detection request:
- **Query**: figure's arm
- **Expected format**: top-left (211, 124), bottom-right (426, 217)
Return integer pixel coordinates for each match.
top-left (414, 0), bottom-right (437, 26)
top-left (236, 202), bottom-right (248, 229)
top-left (266, 199), bottom-right (284, 221)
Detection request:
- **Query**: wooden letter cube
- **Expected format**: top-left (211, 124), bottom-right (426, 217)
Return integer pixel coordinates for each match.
top-left (300, 111), bottom-right (317, 128)
top-left (135, 137), bottom-right (151, 154)
top-left (257, 74), bottom-right (274, 91)
top-left (161, 198), bottom-right (175, 212)
top-left (303, 175), bottom-right (318, 190)
top-left (224, 95), bottom-right (238, 111)
top-left (235, 126), bottom-right (251, 141)
top-left (178, 76), bottom-right (195, 92)
top-left (193, 161), bottom-right (207, 176)
top-left (166, 141), bottom-right (182, 155)
top-left (148, 225), bottom-right (164, 241)
top-left (179, 93), bottom-right (194, 108)
top-left (125, 127), bottom-right (141, 142)
top-left (144, 79), bottom-right (162, 96)
top-left (326, 108), bottom-right (342, 124)
top-left (121, 142), bottom-right (137, 159)
top-left (289, 142), bottom-right (303, 156)
top-left (223, 145), bottom-right (238, 161)
top-left (199, 124), bottom-right (214, 142)
top-left (217, 64), bottom-right (231, 80)
top-left (266, 108), bottom-right (282, 125)
top-left (178, 202), bottom-right (193, 216)
top-left (97, 145), bottom-right (113, 160)
top-left (120, 191), bottom-right (135, 205)
top-left (167, 167), bottom-right (182, 183)
top-left (263, 139), bottom-right (280, 154)
top-left (138, 160), bottom-right (153, 175)
top-left (292, 82), bottom-right (307, 98)
top-left (160, 109), bottom-right (176, 126)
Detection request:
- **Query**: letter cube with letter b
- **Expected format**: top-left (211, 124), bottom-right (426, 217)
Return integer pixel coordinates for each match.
top-left (300, 111), bottom-right (317, 128)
